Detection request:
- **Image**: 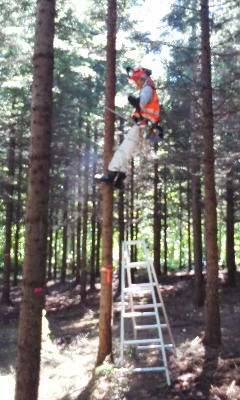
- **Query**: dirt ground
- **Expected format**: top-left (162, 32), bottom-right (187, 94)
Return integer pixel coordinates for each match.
top-left (0, 270), bottom-right (240, 400)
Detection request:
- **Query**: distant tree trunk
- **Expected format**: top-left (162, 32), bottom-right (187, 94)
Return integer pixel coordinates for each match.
top-left (201, 0), bottom-right (221, 346)
top-left (54, 220), bottom-right (59, 280)
top-left (96, 0), bottom-right (116, 366)
top-left (226, 166), bottom-right (235, 286)
top-left (163, 165), bottom-right (168, 275)
top-left (47, 202), bottom-right (53, 280)
top-left (13, 145), bottom-right (23, 287)
top-left (70, 224), bottom-right (76, 277)
top-left (179, 179), bottom-right (183, 269)
top-left (61, 178), bottom-right (68, 283)
top-left (153, 146), bottom-right (161, 276)
top-left (96, 217), bottom-right (101, 278)
top-left (1, 131), bottom-right (15, 304)
top-left (187, 176), bottom-right (192, 272)
top-left (116, 120), bottom-right (125, 296)
top-left (15, 1), bottom-right (55, 399)
top-left (76, 160), bottom-right (82, 285)
top-left (81, 123), bottom-right (91, 303)
top-left (90, 210), bottom-right (96, 290)
top-left (191, 128), bottom-right (204, 306)
top-left (90, 127), bottom-right (98, 290)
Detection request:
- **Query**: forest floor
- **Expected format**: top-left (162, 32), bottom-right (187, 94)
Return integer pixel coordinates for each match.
top-left (0, 270), bottom-right (240, 400)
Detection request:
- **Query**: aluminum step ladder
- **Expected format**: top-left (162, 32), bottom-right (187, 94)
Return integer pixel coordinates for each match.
top-left (120, 239), bottom-right (176, 385)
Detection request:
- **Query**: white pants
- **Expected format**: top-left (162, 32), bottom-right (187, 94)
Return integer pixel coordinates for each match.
top-left (108, 125), bottom-right (142, 174)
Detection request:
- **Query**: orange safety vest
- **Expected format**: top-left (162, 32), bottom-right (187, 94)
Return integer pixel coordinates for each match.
top-left (133, 77), bottom-right (160, 124)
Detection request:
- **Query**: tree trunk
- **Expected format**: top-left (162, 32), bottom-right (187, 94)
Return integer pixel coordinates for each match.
top-left (116, 120), bottom-right (125, 296)
top-left (61, 177), bottom-right (68, 283)
top-left (54, 220), bottom-right (59, 280)
top-left (13, 144), bottom-right (23, 287)
top-left (81, 123), bottom-right (91, 303)
top-left (47, 203), bottom-right (53, 280)
top-left (15, 1), bottom-right (55, 399)
top-left (163, 165), bottom-right (168, 275)
top-left (201, 0), bottom-right (221, 346)
top-left (226, 166), bottom-right (235, 286)
top-left (90, 127), bottom-right (98, 290)
top-left (76, 159), bottom-right (82, 285)
top-left (191, 127), bottom-right (204, 305)
top-left (96, 0), bottom-right (116, 366)
top-left (179, 179), bottom-right (183, 269)
top-left (1, 132), bottom-right (15, 304)
top-left (153, 146), bottom-right (161, 276)
top-left (187, 177), bottom-right (192, 272)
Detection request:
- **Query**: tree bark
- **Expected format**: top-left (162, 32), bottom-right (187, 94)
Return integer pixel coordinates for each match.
top-left (163, 165), bottom-right (168, 275)
top-left (1, 131), bottom-right (15, 304)
top-left (13, 143), bottom-right (23, 287)
top-left (201, 0), bottom-right (221, 346)
top-left (96, 0), bottom-right (116, 365)
top-left (61, 177), bottom-right (68, 283)
top-left (226, 166), bottom-right (235, 286)
top-left (81, 123), bottom-right (91, 303)
top-left (191, 126), bottom-right (204, 305)
top-left (153, 146), bottom-right (161, 276)
top-left (15, 1), bottom-right (55, 399)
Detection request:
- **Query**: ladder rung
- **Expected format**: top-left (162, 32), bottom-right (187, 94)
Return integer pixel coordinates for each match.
top-left (123, 338), bottom-right (162, 345)
top-left (133, 303), bottom-right (162, 309)
top-left (137, 344), bottom-right (173, 349)
top-left (123, 311), bottom-right (156, 318)
top-left (135, 324), bottom-right (167, 330)
top-left (124, 283), bottom-right (157, 292)
top-left (126, 261), bottom-right (148, 268)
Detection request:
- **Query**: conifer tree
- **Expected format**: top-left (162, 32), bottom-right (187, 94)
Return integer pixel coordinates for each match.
top-left (15, 0), bottom-right (55, 398)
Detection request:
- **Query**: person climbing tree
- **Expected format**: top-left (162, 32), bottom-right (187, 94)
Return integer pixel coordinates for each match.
top-left (98, 66), bottom-right (163, 189)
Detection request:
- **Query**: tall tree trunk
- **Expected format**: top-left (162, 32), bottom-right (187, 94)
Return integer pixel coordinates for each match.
top-left (15, 1), bottom-right (55, 399)
top-left (1, 132), bottom-right (15, 304)
top-left (54, 219), bottom-right (59, 280)
top-left (187, 176), bottom-right (192, 272)
top-left (116, 121), bottom-right (125, 296)
top-left (61, 177), bottom-right (68, 283)
top-left (191, 127), bottom-right (204, 305)
top-left (90, 127), bottom-right (98, 290)
top-left (47, 202), bottom-right (53, 280)
top-left (226, 166), bottom-right (235, 286)
top-left (13, 144), bottom-right (23, 287)
top-left (179, 179), bottom-right (183, 269)
top-left (201, 0), bottom-right (221, 346)
top-left (163, 165), bottom-right (168, 275)
top-left (153, 146), bottom-right (161, 276)
top-left (96, 0), bottom-right (116, 366)
top-left (76, 196), bottom-right (82, 284)
top-left (81, 123), bottom-right (91, 303)
top-left (96, 217), bottom-right (101, 278)
top-left (130, 160), bottom-right (135, 262)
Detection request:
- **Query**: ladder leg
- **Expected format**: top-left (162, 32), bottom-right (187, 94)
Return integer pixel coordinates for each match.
top-left (120, 242), bottom-right (125, 366)
top-left (147, 247), bottom-right (177, 357)
top-left (143, 241), bottom-right (171, 385)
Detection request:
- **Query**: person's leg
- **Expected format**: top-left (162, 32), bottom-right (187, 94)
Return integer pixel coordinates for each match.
top-left (99, 124), bottom-right (141, 188)
top-left (108, 124), bottom-right (141, 173)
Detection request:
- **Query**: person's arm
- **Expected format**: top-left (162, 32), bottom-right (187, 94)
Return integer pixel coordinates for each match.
top-left (139, 86), bottom-right (153, 108)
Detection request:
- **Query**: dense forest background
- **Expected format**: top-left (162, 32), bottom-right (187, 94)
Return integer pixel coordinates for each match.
top-left (1, 0), bottom-right (240, 399)
top-left (1, 0), bottom-right (239, 288)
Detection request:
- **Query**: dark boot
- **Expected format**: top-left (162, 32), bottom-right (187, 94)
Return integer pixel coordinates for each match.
top-left (113, 172), bottom-right (126, 189)
top-left (99, 170), bottom-right (117, 184)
